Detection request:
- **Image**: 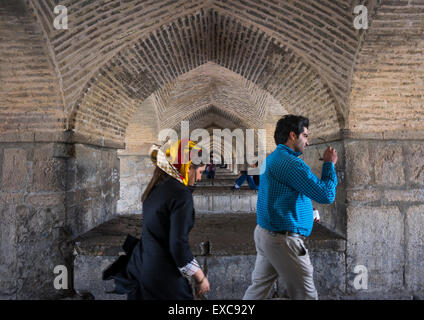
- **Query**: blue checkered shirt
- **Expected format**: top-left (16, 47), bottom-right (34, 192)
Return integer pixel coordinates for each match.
top-left (257, 144), bottom-right (338, 237)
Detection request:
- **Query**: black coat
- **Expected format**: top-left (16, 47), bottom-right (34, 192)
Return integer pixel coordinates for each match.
top-left (104, 176), bottom-right (196, 300)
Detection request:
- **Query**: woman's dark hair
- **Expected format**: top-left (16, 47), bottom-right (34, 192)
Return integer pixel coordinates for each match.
top-left (141, 167), bottom-right (169, 202)
top-left (274, 115), bottom-right (309, 145)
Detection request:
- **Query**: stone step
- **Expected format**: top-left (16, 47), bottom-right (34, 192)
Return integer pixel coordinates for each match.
top-left (211, 169), bottom-right (237, 176)
top-left (73, 214), bottom-right (346, 300)
top-left (198, 177), bottom-right (238, 182)
top-left (215, 167), bottom-right (233, 172)
top-left (202, 174), bottom-right (239, 180)
top-left (209, 174), bottom-right (239, 179)
top-left (192, 186), bottom-right (258, 213)
top-left (196, 179), bottom-right (239, 186)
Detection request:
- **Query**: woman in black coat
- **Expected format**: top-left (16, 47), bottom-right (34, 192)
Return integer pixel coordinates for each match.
top-left (129, 140), bottom-right (210, 300)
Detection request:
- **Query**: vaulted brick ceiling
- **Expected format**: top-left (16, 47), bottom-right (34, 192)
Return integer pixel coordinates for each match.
top-left (153, 62), bottom-right (285, 130)
top-left (3, 0), bottom-right (423, 146)
top-left (30, 0), bottom-right (363, 117)
top-left (67, 7), bottom-right (347, 143)
top-left (28, 0), bottom-right (365, 145)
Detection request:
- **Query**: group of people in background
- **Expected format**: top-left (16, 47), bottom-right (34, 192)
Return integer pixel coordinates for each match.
top-left (204, 153), bottom-right (260, 191)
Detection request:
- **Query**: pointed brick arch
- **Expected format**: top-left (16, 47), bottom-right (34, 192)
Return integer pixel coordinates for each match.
top-left (27, 1), bottom-right (363, 144)
top-left (174, 104), bottom-right (251, 132)
top-left (69, 9), bottom-right (343, 146)
top-left (154, 62), bottom-right (282, 130)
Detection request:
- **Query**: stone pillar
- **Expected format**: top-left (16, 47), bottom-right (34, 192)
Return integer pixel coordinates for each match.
top-left (300, 140), bottom-right (347, 237)
top-left (66, 144), bottom-right (120, 236)
top-left (1, 143), bottom-right (68, 299)
top-left (0, 142), bottom-right (120, 299)
top-left (117, 154), bottom-right (154, 215)
top-left (344, 139), bottom-right (424, 297)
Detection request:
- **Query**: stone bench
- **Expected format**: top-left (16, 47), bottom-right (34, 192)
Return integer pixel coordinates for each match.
top-left (73, 213), bottom-right (346, 300)
top-left (205, 173), bottom-right (239, 179)
top-left (193, 187), bottom-right (258, 213)
top-left (197, 178), bottom-right (238, 186)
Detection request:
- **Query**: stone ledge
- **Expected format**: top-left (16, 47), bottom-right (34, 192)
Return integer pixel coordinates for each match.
top-left (343, 130), bottom-right (424, 141)
top-left (302, 130), bottom-right (424, 145)
top-left (73, 214), bottom-right (346, 257)
top-left (75, 251), bottom-right (346, 300)
top-left (196, 179), bottom-right (247, 187)
top-left (73, 216), bottom-right (347, 299)
top-left (0, 131), bottom-right (125, 149)
top-left (193, 186), bottom-right (257, 195)
top-left (208, 174), bottom-right (240, 180)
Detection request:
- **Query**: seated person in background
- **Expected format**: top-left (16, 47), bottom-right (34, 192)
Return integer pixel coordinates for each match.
top-left (205, 154), bottom-right (216, 179)
top-left (219, 154), bottom-right (228, 168)
top-left (252, 173), bottom-right (260, 187)
top-left (231, 161), bottom-right (259, 191)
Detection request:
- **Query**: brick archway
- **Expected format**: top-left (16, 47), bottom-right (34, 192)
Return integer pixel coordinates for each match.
top-left (2, 0), bottom-right (424, 300)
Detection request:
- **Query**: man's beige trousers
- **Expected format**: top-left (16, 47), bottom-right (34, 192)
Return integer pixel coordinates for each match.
top-left (243, 225), bottom-right (318, 300)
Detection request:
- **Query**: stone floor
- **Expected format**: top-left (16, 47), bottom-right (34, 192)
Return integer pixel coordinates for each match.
top-left (73, 213), bottom-right (345, 256)
top-left (73, 213), bottom-right (348, 300)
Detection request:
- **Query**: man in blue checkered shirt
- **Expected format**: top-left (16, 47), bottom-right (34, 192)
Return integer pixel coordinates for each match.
top-left (243, 115), bottom-right (338, 300)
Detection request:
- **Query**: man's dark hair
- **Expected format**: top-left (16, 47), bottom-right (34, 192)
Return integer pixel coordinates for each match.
top-left (274, 115), bottom-right (309, 145)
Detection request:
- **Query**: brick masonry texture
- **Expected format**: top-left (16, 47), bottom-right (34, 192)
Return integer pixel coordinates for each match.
top-left (70, 9), bottom-right (342, 145)
top-left (2, 0), bottom-right (422, 145)
top-left (2, 0), bottom-right (372, 146)
top-left (349, 1), bottom-right (424, 133)
top-left (1, 0), bottom-right (424, 300)
top-left (0, 0), bottom-right (65, 142)
top-left (30, 0), bottom-right (359, 123)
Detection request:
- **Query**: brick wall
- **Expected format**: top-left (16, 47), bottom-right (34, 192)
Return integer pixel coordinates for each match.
top-left (0, 0), bottom-right (65, 142)
top-left (29, 0), bottom-right (362, 139)
top-left (2, 0), bottom-right (424, 299)
top-left (67, 9), bottom-right (342, 146)
top-left (29, 0), bottom-right (207, 120)
top-left (122, 96), bottom-right (159, 155)
top-left (348, 1), bottom-right (424, 134)
top-left (9, 0), bottom-right (423, 145)
top-left (24, 2), bottom-right (345, 145)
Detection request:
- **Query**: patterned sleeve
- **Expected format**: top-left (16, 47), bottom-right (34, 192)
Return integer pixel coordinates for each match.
top-left (178, 258), bottom-right (200, 278)
top-left (284, 158), bottom-right (338, 204)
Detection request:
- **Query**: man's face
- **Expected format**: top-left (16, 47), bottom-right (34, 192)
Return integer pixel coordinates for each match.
top-left (293, 127), bottom-right (309, 153)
